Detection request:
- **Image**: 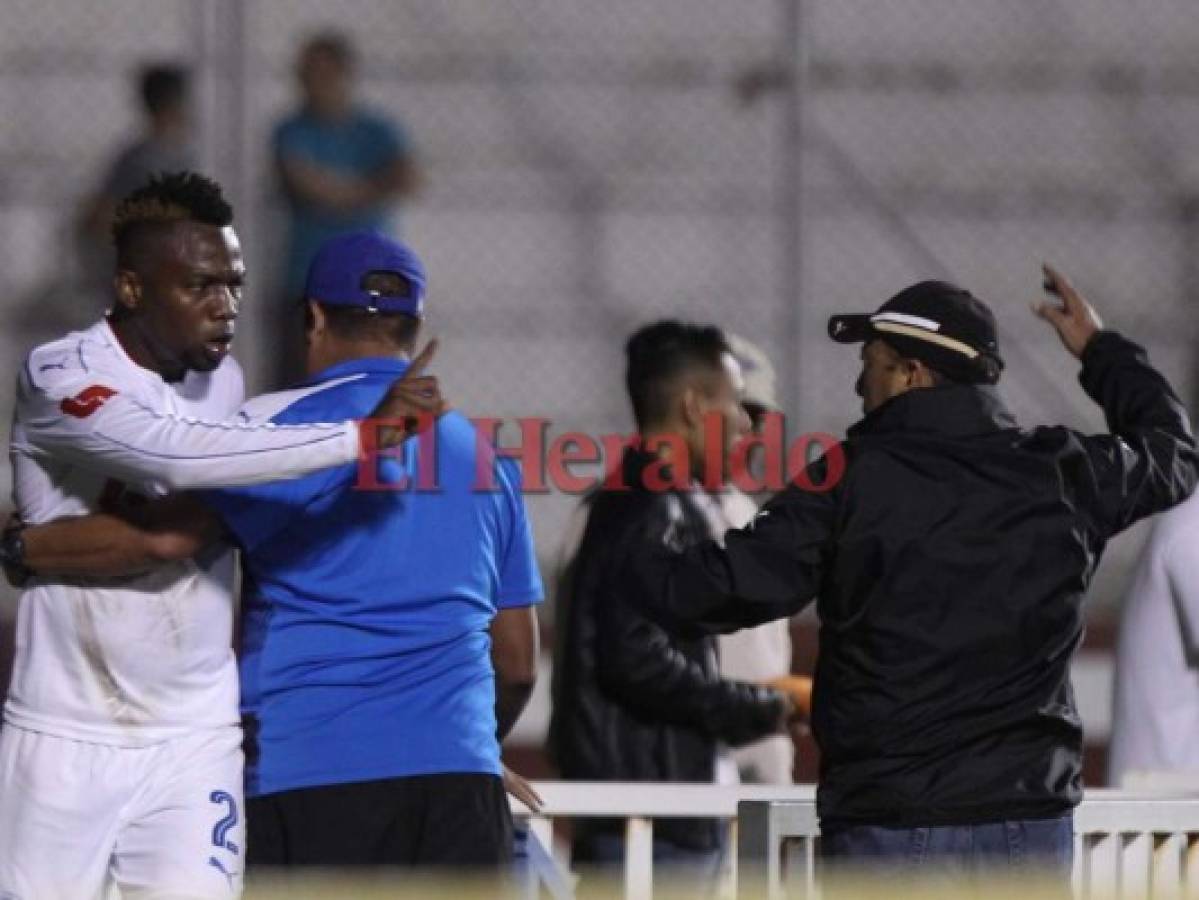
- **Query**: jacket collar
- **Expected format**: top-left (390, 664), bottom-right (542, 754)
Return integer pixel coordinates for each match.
top-left (620, 443), bottom-right (701, 492)
top-left (621, 444), bottom-right (662, 485)
top-left (848, 384), bottom-right (1017, 439)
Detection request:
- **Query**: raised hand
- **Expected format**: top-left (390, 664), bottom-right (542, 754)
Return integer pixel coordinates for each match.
top-left (1033, 264), bottom-right (1103, 359)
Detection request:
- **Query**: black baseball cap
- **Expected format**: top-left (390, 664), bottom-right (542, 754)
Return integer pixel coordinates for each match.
top-left (828, 280), bottom-right (1004, 384)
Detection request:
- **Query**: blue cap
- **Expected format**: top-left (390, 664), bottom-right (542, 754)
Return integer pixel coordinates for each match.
top-left (304, 230), bottom-right (427, 316)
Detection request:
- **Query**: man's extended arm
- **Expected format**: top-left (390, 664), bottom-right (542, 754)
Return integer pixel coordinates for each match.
top-left (592, 507), bottom-right (810, 745)
top-left (1075, 330), bottom-right (1197, 536)
top-left (623, 461), bottom-right (839, 640)
top-left (16, 341), bottom-right (446, 493)
top-left (18, 495), bottom-right (220, 579)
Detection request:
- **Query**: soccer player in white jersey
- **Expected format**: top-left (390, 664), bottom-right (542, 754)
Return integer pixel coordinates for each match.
top-left (0, 172), bottom-right (444, 899)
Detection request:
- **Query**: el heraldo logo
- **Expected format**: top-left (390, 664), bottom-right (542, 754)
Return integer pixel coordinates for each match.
top-left (60, 385), bottom-right (118, 419)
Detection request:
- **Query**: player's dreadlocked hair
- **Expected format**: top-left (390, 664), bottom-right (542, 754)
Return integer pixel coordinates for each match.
top-left (111, 171), bottom-right (233, 269)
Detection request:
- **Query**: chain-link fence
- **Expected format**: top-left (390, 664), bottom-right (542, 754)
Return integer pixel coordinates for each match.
top-left (3, 0), bottom-right (1199, 615)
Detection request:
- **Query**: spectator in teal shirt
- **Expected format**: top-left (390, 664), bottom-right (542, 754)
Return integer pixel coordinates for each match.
top-left (272, 31), bottom-right (420, 386)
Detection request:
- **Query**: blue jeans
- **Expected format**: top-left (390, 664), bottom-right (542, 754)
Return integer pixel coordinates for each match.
top-left (821, 814), bottom-right (1073, 878)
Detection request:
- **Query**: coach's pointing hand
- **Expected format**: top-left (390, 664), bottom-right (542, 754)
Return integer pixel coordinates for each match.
top-left (1033, 264), bottom-right (1103, 359)
top-left (370, 339), bottom-right (450, 448)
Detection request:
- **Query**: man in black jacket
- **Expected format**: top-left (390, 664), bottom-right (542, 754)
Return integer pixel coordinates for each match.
top-left (549, 321), bottom-right (810, 866)
top-left (628, 267), bottom-right (1198, 874)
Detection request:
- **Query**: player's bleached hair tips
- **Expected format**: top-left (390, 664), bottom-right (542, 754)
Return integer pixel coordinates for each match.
top-left (112, 171), bottom-right (234, 268)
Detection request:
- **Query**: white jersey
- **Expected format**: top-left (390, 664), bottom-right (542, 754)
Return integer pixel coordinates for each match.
top-left (713, 490), bottom-right (793, 692)
top-left (5, 320), bottom-right (363, 746)
top-left (1109, 491), bottom-right (1199, 784)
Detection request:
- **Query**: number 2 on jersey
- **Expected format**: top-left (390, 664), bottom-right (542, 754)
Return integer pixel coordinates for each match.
top-left (209, 790), bottom-right (240, 854)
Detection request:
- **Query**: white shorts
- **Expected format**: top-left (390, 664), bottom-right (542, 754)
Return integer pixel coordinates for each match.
top-left (0, 723), bottom-right (244, 900)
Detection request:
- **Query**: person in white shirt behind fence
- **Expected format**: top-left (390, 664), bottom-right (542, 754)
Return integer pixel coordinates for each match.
top-left (717, 334), bottom-right (804, 785)
top-left (1109, 489), bottom-right (1199, 787)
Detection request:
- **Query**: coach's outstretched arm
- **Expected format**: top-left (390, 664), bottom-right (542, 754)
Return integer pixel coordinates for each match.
top-left (14, 341), bottom-right (447, 491)
top-left (1035, 264), bottom-right (1199, 536)
top-left (596, 518), bottom-right (796, 743)
top-left (622, 464), bottom-right (839, 640)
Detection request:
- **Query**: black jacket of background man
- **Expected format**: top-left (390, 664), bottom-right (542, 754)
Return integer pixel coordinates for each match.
top-left (630, 331), bottom-right (1198, 828)
top-left (549, 447), bottom-right (788, 851)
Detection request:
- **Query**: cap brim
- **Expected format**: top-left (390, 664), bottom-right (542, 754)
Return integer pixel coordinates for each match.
top-left (828, 314), bottom-right (873, 344)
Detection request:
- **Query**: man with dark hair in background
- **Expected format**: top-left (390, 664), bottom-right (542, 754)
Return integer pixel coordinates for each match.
top-left (0, 175), bottom-right (445, 898)
top-left (627, 271), bottom-right (1198, 879)
top-left (272, 31), bottom-right (420, 388)
top-left (549, 320), bottom-right (810, 869)
top-left (77, 64), bottom-right (195, 299)
top-left (9, 230), bottom-right (540, 872)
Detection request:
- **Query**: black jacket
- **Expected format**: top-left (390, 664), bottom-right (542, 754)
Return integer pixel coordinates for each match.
top-left (549, 448), bottom-right (788, 850)
top-left (631, 332), bottom-right (1197, 827)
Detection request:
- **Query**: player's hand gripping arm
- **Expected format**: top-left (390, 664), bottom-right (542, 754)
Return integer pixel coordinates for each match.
top-left (18, 341), bottom-right (447, 491)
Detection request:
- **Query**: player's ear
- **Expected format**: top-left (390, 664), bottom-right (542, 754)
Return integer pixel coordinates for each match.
top-left (306, 300), bottom-right (327, 338)
top-left (113, 269), bottom-right (141, 314)
top-left (908, 358), bottom-right (936, 390)
top-left (680, 385), bottom-right (703, 430)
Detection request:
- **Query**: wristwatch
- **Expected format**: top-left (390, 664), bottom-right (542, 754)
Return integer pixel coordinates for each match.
top-left (0, 522), bottom-right (32, 586)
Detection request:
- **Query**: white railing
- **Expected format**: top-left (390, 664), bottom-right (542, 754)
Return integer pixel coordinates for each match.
top-left (513, 784), bottom-right (1199, 899)
top-left (514, 782), bottom-right (816, 899)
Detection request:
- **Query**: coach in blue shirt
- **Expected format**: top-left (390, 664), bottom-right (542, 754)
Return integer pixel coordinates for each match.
top-left (214, 231), bottom-right (542, 867)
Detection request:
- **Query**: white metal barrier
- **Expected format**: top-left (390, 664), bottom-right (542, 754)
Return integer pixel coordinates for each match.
top-left (514, 782), bottom-right (816, 899)
top-left (738, 789), bottom-right (1199, 900)
top-left (513, 784), bottom-right (1199, 899)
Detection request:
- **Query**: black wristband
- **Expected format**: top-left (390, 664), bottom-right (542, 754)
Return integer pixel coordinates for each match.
top-left (1, 523), bottom-right (32, 586)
